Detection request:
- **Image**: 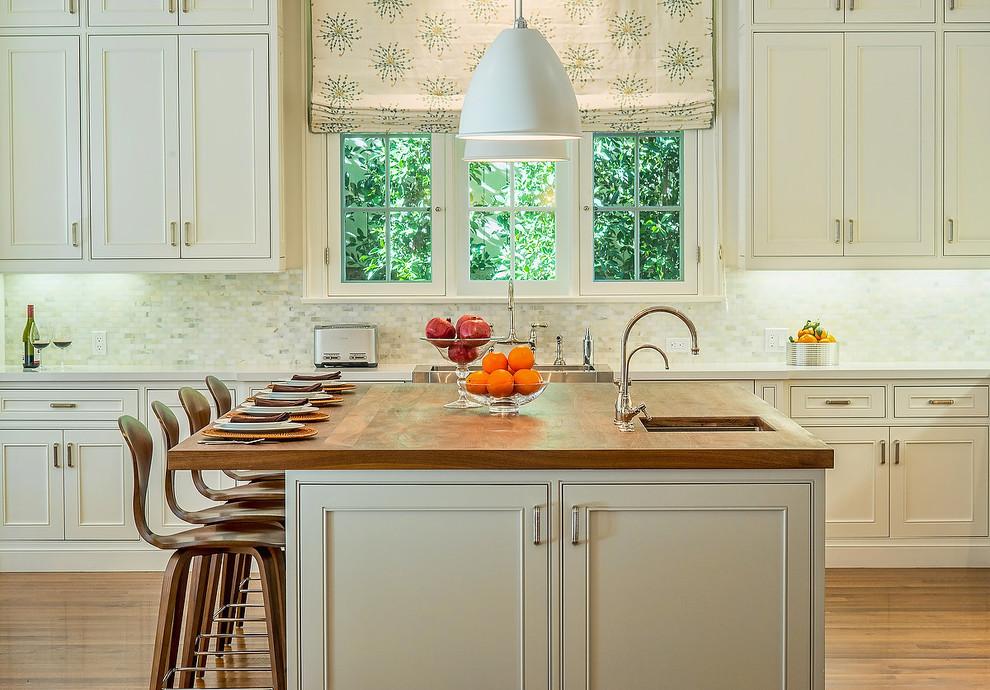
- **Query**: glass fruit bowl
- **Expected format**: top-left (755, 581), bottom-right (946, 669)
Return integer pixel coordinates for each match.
top-left (421, 336), bottom-right (497, 409)
top-left (457, 378), bottom-right (550, 416)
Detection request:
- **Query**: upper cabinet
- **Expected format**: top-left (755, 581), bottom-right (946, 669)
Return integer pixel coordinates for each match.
top-left (752, 32), bottom-right (935, 259)
top-left (89, 0), bottom-right (268, 27)
top-left (0, 0), bottom-right (79, 28)
top-left (0, 37), bottom-right (82, 262)
top-left (754, 0), bottom-right (935, 23)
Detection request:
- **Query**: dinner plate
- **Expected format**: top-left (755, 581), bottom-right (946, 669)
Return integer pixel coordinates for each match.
top-left (255, 391), bottom-right (333, 401)
top-left (213, 421), bottom-right (305, 432)
top-left (237, 403), bottom-right (317, 414)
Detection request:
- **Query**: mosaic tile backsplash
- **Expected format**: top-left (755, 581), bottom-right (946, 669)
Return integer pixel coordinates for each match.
top-left (3, 269), bottom-right (987, 369)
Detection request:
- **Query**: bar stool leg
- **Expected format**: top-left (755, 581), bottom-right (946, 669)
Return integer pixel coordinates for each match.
top-left (253, 546), bottom-right (287, 690)
top-left (150, 550), bottom-right (195, 690)
top-left (177, 554), bottom-right (211, 687)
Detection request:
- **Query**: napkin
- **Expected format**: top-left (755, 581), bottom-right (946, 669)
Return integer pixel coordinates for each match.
top-left (292, 371), bottom-right (341, 381)
top-left (252, 397), bottom-right (307, 407)
top-left (228, 412), bottom-right (291, 424)
top-left (271, 383), bottom-right (321, 393)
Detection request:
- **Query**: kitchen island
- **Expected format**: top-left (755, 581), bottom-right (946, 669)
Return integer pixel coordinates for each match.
top-left (169, 382), bottom-right (832, 690)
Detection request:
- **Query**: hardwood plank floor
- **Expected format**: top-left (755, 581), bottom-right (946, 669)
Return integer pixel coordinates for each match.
top-left (3, 569), bottom-right (990, 687)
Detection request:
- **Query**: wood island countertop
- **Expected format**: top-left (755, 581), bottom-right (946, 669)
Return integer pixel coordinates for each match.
top-left (167, 382), bottom-right (833, 471)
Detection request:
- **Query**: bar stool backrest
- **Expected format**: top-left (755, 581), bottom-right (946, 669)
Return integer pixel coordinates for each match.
top-left (151, 400), bottom-right (180, 450)
top-left (117, 415), bottom-right (168, 549)
top-left (178, 386), bottom-right (212, 435)
top-left (205, 376), bottom-right (232, 416)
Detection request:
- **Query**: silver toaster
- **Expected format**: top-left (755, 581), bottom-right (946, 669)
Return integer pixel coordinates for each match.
top-left (314, 324), bottom-right (378, 368)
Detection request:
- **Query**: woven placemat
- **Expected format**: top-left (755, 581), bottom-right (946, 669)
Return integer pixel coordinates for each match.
top-left (223, 411), bottom-right (331, 423)
top-left (202, 427), bottom-right (319, 441)
top-left (323, 383), bottom-right (357, 393)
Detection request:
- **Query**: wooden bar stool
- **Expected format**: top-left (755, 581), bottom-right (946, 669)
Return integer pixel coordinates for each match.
top-left (118, 415), bottom-right (286, 690)
top-left (205, 376), bottom-right (284, 484)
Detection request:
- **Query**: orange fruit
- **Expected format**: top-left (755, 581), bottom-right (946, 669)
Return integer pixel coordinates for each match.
top-left (507, 346), bottom-right (535, 373)
top-left (796, 333), bottom-right (817, 344)
top-left (481, 351), bottom-right (509, 374)
top-left (465, 370), bottom-right (490, 394)
top-left (513, 368), bottom-right (543, 396)
top-left (486, 369), bottom-right (515, 398)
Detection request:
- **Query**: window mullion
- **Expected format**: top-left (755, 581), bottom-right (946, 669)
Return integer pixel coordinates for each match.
top-left (383, 135), bottom-right (392, 280)
top-left (633, 134), bottom-right (641, 281)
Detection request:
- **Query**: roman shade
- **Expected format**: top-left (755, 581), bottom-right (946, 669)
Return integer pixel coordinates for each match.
top-left (309, 0), bottom-right (714, 133)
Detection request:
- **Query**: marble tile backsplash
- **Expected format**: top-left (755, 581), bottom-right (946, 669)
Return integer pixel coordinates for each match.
top-left (3, 269), bottom-right (988, 370)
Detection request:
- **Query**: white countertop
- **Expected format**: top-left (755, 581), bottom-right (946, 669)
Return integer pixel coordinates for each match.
top-left (0, 364), bottom-right (415, 383)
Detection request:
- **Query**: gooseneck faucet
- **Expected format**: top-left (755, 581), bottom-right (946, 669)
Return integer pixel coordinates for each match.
top-left (615, 306), bottom-right (700, 432)
top-left (497, 279), bottom-right (549, 353)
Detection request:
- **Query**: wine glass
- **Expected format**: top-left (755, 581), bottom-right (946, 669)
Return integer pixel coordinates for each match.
top-left (31, 326), bottom-right (51, 369)
top-left (51, 325), bottom-right (72, 370)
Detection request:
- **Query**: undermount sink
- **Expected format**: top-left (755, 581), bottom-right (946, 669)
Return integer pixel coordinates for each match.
top-left (640, 416), bottom-right (775, 432)
top-left (411, 363), bottom-right (613, 384)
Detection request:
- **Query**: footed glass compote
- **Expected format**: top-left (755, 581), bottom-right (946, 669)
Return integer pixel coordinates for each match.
top-left (459, 379), bottom-right (550, 416)
top-left (421, 336), bottom-right (496, 408)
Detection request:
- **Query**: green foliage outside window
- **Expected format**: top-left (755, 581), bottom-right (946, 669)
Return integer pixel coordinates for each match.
top-left (468, 161), bottom-right (556, 281)
top-left (342, 135), bottom-right (432, 282)
top-left (593, 133), bottom-right (683, 282)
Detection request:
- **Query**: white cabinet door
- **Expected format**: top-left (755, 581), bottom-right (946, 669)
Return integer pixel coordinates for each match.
top-left (754, 0), bottom-right (933, 23)
top-left (843, 33), bottom-right (935, 257)
top-left (0, 37), bottom-right (82, 261)
top-left (945, 0), bottom-right (990, 21)
top-left (753, 33), bottom-right (844, 257)
top-left (844, 0), bottom-right (934, 22)
top-left (178, 35), bottom-right (271, 259)
top-left (811, 426), bottom-right (890, 538)
top-left (296, 483), bottom-right (551, 690)
top-left (89, 0), bottom-right (267, 26)
top-left (182, 0), bottom-right (267, 25)
top-left (0, 430), bottom-right (64, 540)
top-left (0, 0), bottom-right (77, 27)
top-left (62, 429), bottom-right (136, 541)
top-left (562, 483), bottom-right (813, 690)
top-left (943, 33), bottom-right (990, 256)
top-left (889, 426), bottom-right (989, 538)
top-left (89, 36), bottom-right (181, 260)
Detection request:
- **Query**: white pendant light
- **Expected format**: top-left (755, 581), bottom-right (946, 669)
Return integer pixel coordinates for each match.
top-left (458, 2), bottom-right (581, 142)
top-left (463, 138), bottom-right (569, 162)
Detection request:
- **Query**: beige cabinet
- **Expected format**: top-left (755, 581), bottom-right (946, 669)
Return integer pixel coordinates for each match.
top-left (0, 0), bottom-right (78, 27)
top-left (0, 37), bottom-right (82, 262)
top-left (89, 0), bottom-right (268, 27)
top-left (753, 32), bottom-right (935, 260)
top-left (754, 0), bottom-right (934, 23)
top-left (813, 426), bottom-right (889, 538)
top-left (945, 0), bottom-right (990, 21)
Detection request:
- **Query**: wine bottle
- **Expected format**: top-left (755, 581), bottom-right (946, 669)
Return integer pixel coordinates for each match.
top-left (22, 305), bottom-right (39, 369)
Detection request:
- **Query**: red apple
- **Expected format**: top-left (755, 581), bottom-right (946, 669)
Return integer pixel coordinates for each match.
top-left (457, 317), bottom-right (492, 345)
top-left (456, 314), bottom-right (482, 330)
top-left (425, 317), bottom-right (456, 346)
top-left (447, 343), bottom-right (479, 364)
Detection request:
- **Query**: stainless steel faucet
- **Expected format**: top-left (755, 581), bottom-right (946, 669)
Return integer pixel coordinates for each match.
top-left (497, 279), bottom-right (549, 354)
top-left (615, 306), bottom-right (700, 432)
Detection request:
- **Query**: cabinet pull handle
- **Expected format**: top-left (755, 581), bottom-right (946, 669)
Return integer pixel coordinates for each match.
top-left (893, 440), bottom-right (900, 465)
top-left (847, 219), bottom-right (854, 243)
top-left (67, 443), bottom-right (74, 468)
top-left (825, 399), bottom-right (852, 405)
top-left (69, 0), bottom-right (76, 14)
top-left (170, 221), bottom-right (178, 247)
top-left (50, 402), bottom-right (77, 408)
top-left (849, 0), bottom-right (854, 9)
top-left (929, 399), bottom-right (955, 405)
top-left (533, 506), bottom-right (541, 545)
top-left (835, 0), bottom-right (841, 9)
top-left (570, 506), bottom-right (580, 545)
top-left (949, 0), bottom-right (955, 9)
top-left (879, 439), bottom-right (886, 465)
top-left (71, 222), bottom-right (79, 247)
top-left (948, 218), bottom-right (954, 244)
top-left (834, 219), bottom-right (841, 244)
top-left (53, 443), bottom-right (60, 468)
top-left (168, 0), bottom-right (176, 12)
top-left (183, 221), bottom-right (192, 247)
top-left (182, 0), bottom-right (189, 12)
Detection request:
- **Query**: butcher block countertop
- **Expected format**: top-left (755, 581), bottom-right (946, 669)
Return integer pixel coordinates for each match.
top-left (168, 382), bottom-right (833, 471)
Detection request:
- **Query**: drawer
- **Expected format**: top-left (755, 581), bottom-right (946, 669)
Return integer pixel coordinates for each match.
top-left (893, 386), bottom-right (990, 418)
top-left (789, 386), bottom-right (886, 418)
top-left (0, 389), bottom-right (139, 421)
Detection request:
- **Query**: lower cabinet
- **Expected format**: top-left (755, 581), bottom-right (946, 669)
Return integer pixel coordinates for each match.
top-left (812, 425), bottom-right (989, 539)
top-left (0, 428), bottom-right (135, 540)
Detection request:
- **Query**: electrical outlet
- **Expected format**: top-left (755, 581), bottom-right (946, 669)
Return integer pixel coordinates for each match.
top-left (764, 328), bottom-right (789, 353)
top-left (92, 331), bottom-right (107, 357)
top-left (666, 337), bottom-right (691, 352)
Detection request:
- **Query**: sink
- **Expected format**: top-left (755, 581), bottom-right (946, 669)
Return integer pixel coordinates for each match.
top-left (640, 416), bottom-right (775, 432)
top-left (411, 363), bottom-right (613, 384)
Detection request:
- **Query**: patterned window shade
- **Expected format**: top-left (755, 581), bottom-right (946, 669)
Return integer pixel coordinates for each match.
top-left (310, 0), bottom-right (714, 134)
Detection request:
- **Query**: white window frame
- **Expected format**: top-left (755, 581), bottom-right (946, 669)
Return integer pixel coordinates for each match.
top-left (325, 133), bottom-right (447, 297)
top-left (578, 131), bottom-right (701, 296)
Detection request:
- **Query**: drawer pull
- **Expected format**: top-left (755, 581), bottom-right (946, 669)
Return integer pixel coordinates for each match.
top-left (824, 399), bottom-right (852, 405)
top-left (49, 402), bottom-right (77, 408)
top-left (928, 399), bottom-right (956, 405)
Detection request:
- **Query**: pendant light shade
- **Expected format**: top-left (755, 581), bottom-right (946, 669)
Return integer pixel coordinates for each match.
top-left (458, 26), bottom-right (581, 141)
top-left (463, 138), bottom-right (569, 162)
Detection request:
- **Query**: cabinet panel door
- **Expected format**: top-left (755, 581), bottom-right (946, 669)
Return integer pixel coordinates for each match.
top-left (754, 0), bottom-right (843, 24)
top-left (0, 37), bottom-right (82, 261)
top-left (0, 0), bottom-right (77, 27)
top-left (889, 426), bottom-right (989, 537)
top-left (943, 33), bottom-right (990, 256)
top-left (0, 430), bottom-right (63, 540)
top-left (62, 429), bottom-right (137, 541)
top-left (945, 0), bottom-right (990, 21)
top-left (843, 33), bottom-right (935, 256)
top-left (179, 35), bottom-right (271, 259)
top-left (89, 36), bottom-right (181, 260)
top-left (182, 0), bottom-right (268, 25)
top-left (754, 0), bottom-right (933, 22)
top-left (88, 0), bottom-right (176, 27)
top-left (562, 483), bottom-right (813, 690)
top-left (753, 33), bottom-right (843, 257)
top-left (296, 483), bottom-right (550, 690)
top-left (810, 426), bottom-right (890, 538)
top-left (844, 0), bottom-right (934, 22)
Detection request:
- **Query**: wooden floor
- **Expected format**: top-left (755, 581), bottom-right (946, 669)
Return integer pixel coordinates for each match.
top-left (3, 568), bottom-right (990, 687)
